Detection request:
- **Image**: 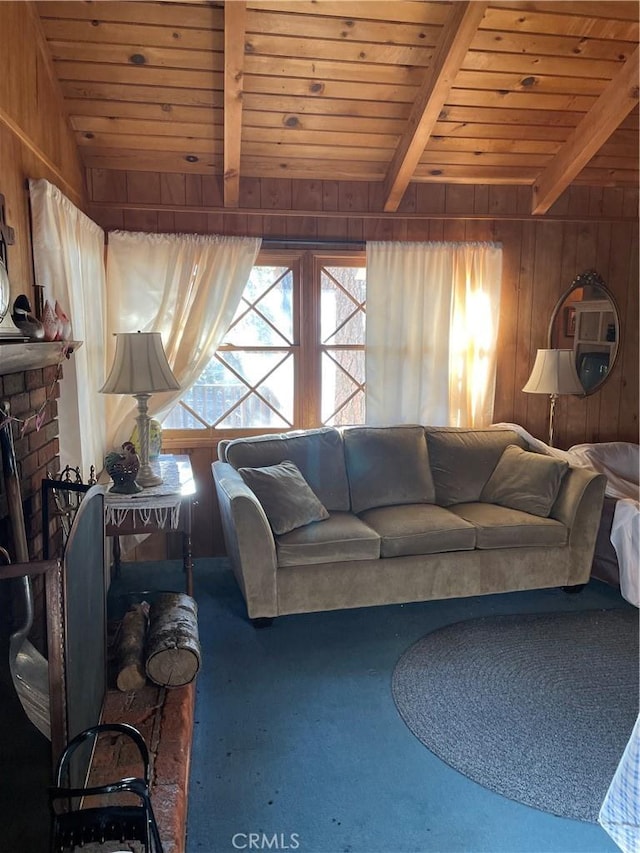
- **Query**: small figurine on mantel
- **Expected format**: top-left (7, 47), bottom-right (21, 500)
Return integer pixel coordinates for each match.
top-left (55, 301), bottom-right (71, 340)
top-left (12, 294), bottom-right (44, 340)
top-left (104, 441), bottom-right (142, 494)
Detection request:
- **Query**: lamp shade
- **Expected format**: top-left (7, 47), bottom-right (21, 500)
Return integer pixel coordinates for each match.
top-left (522, 349), bottom-right (583, 396)
top-left (100, 332), bottom-right (180, 395)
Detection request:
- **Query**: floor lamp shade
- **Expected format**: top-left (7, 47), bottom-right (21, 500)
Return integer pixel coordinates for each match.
top-left (522, 349), bottom-right (583, 446)
top-left (522, 349), bottom-right (583, 396)
top-left (100, 332), bottom-right (180, 487)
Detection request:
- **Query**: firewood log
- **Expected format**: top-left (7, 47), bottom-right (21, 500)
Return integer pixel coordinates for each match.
top-left (116, 603), bottom-right (149, 692)
top-left (145, 593), bottom-right (200, 688)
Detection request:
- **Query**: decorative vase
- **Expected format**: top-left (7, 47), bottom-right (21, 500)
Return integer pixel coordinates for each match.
top-left (130, 418), bottom-right (162, 460)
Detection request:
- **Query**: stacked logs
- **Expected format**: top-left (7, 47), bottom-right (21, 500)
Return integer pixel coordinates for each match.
top-left (116, 593), bottom-right (200, 691)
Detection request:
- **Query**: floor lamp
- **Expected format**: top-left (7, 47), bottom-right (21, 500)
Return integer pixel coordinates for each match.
top-left (100, 331), bottom-right (180, 487)
top-left (522, 349), bottom-right (583, 447)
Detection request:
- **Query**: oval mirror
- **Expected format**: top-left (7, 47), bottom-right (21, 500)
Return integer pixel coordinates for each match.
top-left (548, 270), bottom-right (620, 395)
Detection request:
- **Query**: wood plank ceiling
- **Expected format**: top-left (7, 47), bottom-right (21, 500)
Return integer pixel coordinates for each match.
top-left (36, 0), bottom-right (640, 215)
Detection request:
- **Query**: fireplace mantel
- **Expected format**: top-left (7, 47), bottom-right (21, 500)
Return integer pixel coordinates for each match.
top-left (0, 341), bottom-right (82, 376)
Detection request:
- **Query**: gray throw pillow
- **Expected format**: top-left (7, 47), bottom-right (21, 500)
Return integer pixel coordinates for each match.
top-left (238, 460), bottom-right (330, 535)
top-left (480, 444), bottom-right (569, 518)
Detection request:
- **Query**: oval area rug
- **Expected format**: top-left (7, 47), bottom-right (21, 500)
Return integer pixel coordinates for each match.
top-left (392, 608), bottom-right (639, 822)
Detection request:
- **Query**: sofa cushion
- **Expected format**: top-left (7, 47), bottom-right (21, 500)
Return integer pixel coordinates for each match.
top-left (481, 444), bottom-right (569, 517)
top-left (275, 512), bottom-right (381, 567)
top-left (343, 425), bottom-right (435, 513)
top-left (359, 504), bottom-right (476, 558)
top-left (449, 502), bottom-right (568, 549)
top-left (425, 427), bottom-right (527, 506)
top-left (238, 460), bottom-right (329, 535)
top-left (225, 427), bottom-right (350, 511)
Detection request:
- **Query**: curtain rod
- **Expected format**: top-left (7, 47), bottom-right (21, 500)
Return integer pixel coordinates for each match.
top-left (261, 238), bottom-right (365, 249)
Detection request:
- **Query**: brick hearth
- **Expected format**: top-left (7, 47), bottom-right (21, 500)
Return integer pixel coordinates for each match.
top-left (88, 681), bottom-right (195, 853)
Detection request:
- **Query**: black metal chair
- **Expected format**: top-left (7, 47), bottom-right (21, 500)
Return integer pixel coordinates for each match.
top-left (49, 722), bottom-right (163, 852)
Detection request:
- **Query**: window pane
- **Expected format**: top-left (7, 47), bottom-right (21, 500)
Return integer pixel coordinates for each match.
top-left (321, 265), bottom-right (365, 427)
top-left (321, 350), bottom-right (365, 425)
top-left (324, 266), bottom-right (366, 301)
top-left (166, 358), bottom-right (244, 427)
top-left (325, 389), bottom-right (365, 426)
top-left (218, 350), bottom-right (290, 389)
top-left (216, 397), bottom-right (290, 429)
top-left (321, 266), bottom-right (366, 345)
top-left (162, 351), bottom-right (294, 428)
top-left (254, 280), bottom-right (294, 345)
top-left (224, 311), bottom-right (290, 347)
top-left (225, 267), bottom-right (293, 346)
top-left (217, 357), bottom-right (294, 428)
top-left (323, 311), bottom-right (366, 346)
top-left (163, 405), bottom-right (208, 430)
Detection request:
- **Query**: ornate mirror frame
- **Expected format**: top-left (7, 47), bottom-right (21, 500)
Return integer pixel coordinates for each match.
top-left (548, 270), bottom-right (620, 396)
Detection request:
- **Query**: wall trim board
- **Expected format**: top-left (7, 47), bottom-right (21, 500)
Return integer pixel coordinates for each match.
top-left (88, 199), bottom-right (637, 225)
top-left (0, 107), bottom-right (84, 208)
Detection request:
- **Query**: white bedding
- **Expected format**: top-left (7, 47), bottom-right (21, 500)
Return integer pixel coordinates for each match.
top-left (492, 424), bottom-right (640, 607)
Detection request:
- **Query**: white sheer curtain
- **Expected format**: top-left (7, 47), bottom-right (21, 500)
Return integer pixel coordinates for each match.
top-left (105, 231), bottom-right (261, 448)
top-left (366, 241), bottom-right (502, 427)
top-left (29, 178), bottom-right (107, 479)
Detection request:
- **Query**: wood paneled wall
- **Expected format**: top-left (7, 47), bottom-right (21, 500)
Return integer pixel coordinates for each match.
top-left (87, 169), bottom-right (639, 450)
top-left (494, 216), bottom-right (638, 447)
top-left (87, 170), bottom-right (638, 558)
top-left (0, 1), bottom-right (86, 303)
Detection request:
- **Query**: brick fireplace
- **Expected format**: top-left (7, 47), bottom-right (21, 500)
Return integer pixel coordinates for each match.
top-left (0, 343), bottom-right (195, 853)
top-left (1, 347), bottom-right (194, 851)
top-left (0, 346), bottom-right (67, 650)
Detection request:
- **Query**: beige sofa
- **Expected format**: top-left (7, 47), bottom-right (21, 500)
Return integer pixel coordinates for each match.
top-left (212, 426), bottom-right (606, 621)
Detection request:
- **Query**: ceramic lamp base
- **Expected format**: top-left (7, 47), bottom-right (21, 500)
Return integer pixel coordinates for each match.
top-left (133, 395), bottom-right (164, 488)
top-left (136, 464), bottom-right (163, 488)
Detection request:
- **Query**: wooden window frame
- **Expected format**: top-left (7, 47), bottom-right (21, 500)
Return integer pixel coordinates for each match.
top-left (163, 247), bottom-right (365, 449)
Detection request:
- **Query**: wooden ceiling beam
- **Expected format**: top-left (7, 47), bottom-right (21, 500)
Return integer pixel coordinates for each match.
top-left (532, 46), bottom-right (639, 214)
top-left (382, 1), bottom-right (488, 213)
top-left (223, 0), bottom-right (247, 208)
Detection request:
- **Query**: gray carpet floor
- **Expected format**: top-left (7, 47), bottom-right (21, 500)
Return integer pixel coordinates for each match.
top-left (392, 608), bottom-right (639, 823)
top-left (185, 559), bottom-right (630, 853)
top-left (1, 560), bottom-right (633, 852)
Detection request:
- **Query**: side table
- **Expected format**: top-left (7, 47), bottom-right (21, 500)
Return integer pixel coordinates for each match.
top-left (104, 454), bottom-right (196, 595)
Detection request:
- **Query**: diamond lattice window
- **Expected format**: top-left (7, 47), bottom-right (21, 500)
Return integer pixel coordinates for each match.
top-left (164, 252), bottom-right (365, 432)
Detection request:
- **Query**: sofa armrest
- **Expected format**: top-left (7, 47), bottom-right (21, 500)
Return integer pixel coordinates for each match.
top-left (212, 461), bottom-right (278, 618)
top-left (550, 466), bottom-right (607, 585)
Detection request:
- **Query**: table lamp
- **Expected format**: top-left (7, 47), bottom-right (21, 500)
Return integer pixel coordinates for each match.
top-left (522, 348), bottom-right (583, 447)
top-left (100, 331), bottom-right (180, 487)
